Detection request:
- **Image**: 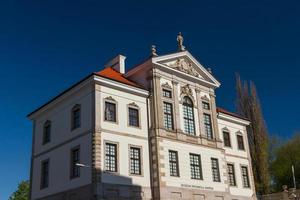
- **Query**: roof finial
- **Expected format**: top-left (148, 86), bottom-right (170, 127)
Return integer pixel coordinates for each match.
top-left (151, 45), bottom-right (158, 57)
top-left (177, 32), bottom-right (186, 51)
top-left (207, 67), bottom-right (212, 74)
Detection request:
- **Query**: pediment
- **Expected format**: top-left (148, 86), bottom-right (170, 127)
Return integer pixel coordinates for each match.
top-left (153, 51), bottom-right (220, 88)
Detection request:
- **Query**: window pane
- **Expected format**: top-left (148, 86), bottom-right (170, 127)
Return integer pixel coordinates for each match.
top-left (130, 147), bottom-right (141, 175)
top-left (71, 148), bottom-right (80, 178)
top-left (163, 102), bottom-right (173, 130)
top-left (242, 166), bottom-right (250, 188)
top-left (190, 154), bottom-right (202, 180)
top-left (72, 106), bottom-right (81, 130)
top-left (43, 121), bottom-right (51, 144)
top-left (41, 160), bottom-right (49, 189)
top-left (105, 143), bottom-right (117, 172)
top-left (129, 108), bottom-right (139, 127)
top-left (223, 131), bottom-right (231, 147)
top-left (204, 114), bottom-right (213, 139)
top-left (227, 164), bottom-right (236, 186)
top-left (202, 102), bottom-right (210, 110)
top-left (169, 150), bottom-right (179, 177)
top-left (237, 135), bottom-right (245, 150)
top-left (183, 97), bottom-right (195, 135)
top-left (163, 89), bottom-right (172, 98)
top-left (211, 158), bottom-right (220, 182)
top-left (105, 102), bottom-right (116, 122)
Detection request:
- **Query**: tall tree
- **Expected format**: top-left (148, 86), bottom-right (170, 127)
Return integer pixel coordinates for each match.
top-left (9, 180), bottom-right (29, 200)
top-left (236, 74), bottom-right (270, 194)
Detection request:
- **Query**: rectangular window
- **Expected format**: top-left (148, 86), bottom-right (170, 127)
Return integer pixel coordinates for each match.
top-left (105, 102), bottom-right (116, 122)
top-left (241, 166), bottom-right (250, 188)
top-left (43, 121), bottom-right (51, 144)
top-left (202, 102), bottom-right (210, 110)
top-left (70, 147), bottom-right (80, 178)
top-left (105, 143), bottom-right (117, 172)
top-left (169, 150), bottom-right (179, 177)
top-left (163, 102), bottom-right (174, 130)
top-left (237, 135), bottom-right (245, 150)
top-left (211, 158), bottom-right (220, 182)
top-left (128, 107), bottom-right (139, 127)
top-left (204, 114), bottom-right (213, 139)
top-left (130, 147), bottom-right (141, 175)
top-left (71, 105), bottom-right (81, 130)
top-left (223, 131), bottom-right (231, 147)
top-left (162, 89), bottom-right (172, 98)
top-left (190, 153), bottom-right (203, 180)
top-left (40, 159), bottom-right (49, 189)
top-left (227, 164), bottom-right (236, 186)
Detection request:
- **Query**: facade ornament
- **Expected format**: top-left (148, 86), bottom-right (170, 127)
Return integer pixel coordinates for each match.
top-left (180, 84), bottom-right (193, 98)
top-left (161, 82), bottom-right (172, 89)
top-left (104, 96), bottom-right (116, 102)
top-left (201, 95), bottom-right (210, 101)
top-left (167, 58), bottom-right (199, 77)
top-left (128, 102), bottom-right (139, 108)
top-left (151, 45), bottom-right (158, 57)
top-left (207, 67), bottom-right (212, 74)
top-left (177, 32), bottom-right (186, 51)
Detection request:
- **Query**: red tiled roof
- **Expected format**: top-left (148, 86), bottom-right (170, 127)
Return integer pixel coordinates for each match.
top-left (217, 107), bottom-right (249, 121)
top-left (94, 67), bottom-right (143, 88)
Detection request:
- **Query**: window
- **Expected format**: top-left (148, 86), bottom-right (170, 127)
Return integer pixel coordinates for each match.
top-left (204, 114), bottom-right (213, 139)
top-left (241, 166), bottom-right (250, 188)
top-left (237, 135), bottom-right (245, 150)
top-left (128, 107), bottom-right (139, 127)
top-left (43, 121), bottom-right (51, 144)
top-left (130, 147), bottom-right (141, 175)
top-left (190, 153), bottom-right (203, 180)
top-left (163, 102), bottom-right (174, 130)
top-left (105, 102), bottom-right (116, 122)
top-left (211, 158), bottom-right (220, 182)
top-left (105, 143), bottom-right (117, 172)
top-left (183, 96), bottom-right (195, 135)
top-left (163, 89), bottom-right (172, 98)
top-left (227, 164), bottom-right (236, 186)
top-left (71, 105), bottom-right (81, 130)
top-left (169, 150), bottom-right (179, 177)
top-left (223, 131), bottom-right (231, 147)
top-left (70, 147), bottom-right (80, 179)
top-left (202, 102), bottom-right (210, 110)
top-left (40, 159), bottom-right (49, 189)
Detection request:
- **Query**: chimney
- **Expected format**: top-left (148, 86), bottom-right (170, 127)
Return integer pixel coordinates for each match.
top-left (104, 54), bottom-right (126, 74)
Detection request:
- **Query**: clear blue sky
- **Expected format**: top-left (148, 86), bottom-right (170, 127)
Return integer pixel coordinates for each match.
top-left (0, 0), bottom-right (299, 199)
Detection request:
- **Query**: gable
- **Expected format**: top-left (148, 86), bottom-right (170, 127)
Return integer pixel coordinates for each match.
top-left (152, 51), bottom-right (221, 88)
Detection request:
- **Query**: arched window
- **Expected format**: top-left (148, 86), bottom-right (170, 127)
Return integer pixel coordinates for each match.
top-left (43, 120), bottom-right (51, 144)
top-left (182, 96), bottom-right (195, 135)
top-left (71, 104), bottom-right (81, 130)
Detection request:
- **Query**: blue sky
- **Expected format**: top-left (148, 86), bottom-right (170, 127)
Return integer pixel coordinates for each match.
top-left (0, 0), bottom-right (300, 199)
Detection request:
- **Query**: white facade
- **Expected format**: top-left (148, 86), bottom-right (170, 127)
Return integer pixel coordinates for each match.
top-left (28, 46), bottom-right (256, 200)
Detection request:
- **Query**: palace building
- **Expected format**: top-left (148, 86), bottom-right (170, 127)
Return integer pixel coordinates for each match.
top-left (28, 34), bottom-right (256, 200)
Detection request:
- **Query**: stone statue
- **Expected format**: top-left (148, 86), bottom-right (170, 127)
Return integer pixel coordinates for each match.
top-left (177, 32), bottom-right (186, 51)
top-left (151, 45), bottom-right (158, 57)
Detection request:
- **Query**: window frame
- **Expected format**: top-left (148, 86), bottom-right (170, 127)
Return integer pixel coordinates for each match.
top-left (104, 142), bottom-right (118, 173)
top-left (162, 89), bottom-right (172, 98)
top-left (203, 113), bottom-right (213, 140)
top-left (163, 101), bottom-right (174, 130)
top-left (43, 120), bottom-right (51, 145)
top-left (71, 104), bottom-right (81, 131)
top-left (237, 134), bottom-right (245, 150)
top-left (211, 158), bottom-right (221, 182)
top-left (129, 145), bottom-right (142, 176)
top-left (189, 153), bottom-right (203, 180)
top-left (227, 163), bottom-right (237, 186)
top-left (182, 96), bottom-right (195, 135)
top-left (104, 101), bottom-right (117, 123)
top-left (128, 106), bottom-right (140, 128)
top-left (40, 159), bottom-right (50, 189)
top-left (223, 131), bottom-right (231, 147)
top-left (70, 146), bottom-right (80, 179)
top-left (202, 101), bottom-right (210, 110)
top-left (241, 165), bottom-right (250, 188)
top-left (169, 150), bottom-right (180, 177)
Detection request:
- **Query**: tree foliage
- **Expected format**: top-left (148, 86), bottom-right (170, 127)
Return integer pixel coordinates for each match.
top-left (270, 133), bottom-right (300, 191)
top-left (9, 180), bottom-right (29, 200)
top-left (236, 74), bottom-right (270, 194)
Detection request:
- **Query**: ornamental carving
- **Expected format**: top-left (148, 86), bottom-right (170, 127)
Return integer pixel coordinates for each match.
top-left (128, 102), bottom-right (139, 108)
top-left (167, 58), bottom-right (200, 77)
top-left (180, 84), bottom-right (193, 98)
top-left (161, 82), bottom-right (172, 89)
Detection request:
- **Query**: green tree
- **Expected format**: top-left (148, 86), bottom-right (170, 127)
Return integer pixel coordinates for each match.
top-left (8, 180), bottom-right (29, 200)
top-left (270, 133), bottom-right (300, 191)
top-left (236, 74), bottom-right (270, 194)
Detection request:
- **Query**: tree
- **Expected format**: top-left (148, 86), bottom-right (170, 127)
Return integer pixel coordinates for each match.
top-left (270, 133), bottom-right (300, 191)
top-left (9, 180), bottom-right (29, 200)
top-left (236, 74), bottom-right (270, 194)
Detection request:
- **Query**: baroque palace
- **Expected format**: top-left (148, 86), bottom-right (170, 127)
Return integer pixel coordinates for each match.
top-left (28, 33), bottom-right (256, 200)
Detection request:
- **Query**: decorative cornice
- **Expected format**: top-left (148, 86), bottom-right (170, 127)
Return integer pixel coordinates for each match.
top-left (128, 102), bottom-right (139, 108)
top-left (161, 82), bottom-right (172, 89)
top-left (201, 95), bottom-right (210, 101)
top-left (104, 96), bottom-right (116, 102)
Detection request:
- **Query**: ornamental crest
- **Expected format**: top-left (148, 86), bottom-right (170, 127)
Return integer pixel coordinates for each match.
top-left (167, 58), bottom-right (200, 77)
top-left (180, 84), bottom-right (193, 97)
